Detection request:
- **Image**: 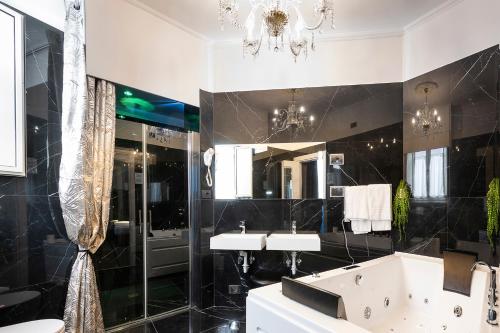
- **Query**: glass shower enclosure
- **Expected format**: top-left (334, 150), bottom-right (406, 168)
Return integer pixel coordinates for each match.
top-left (96, 118), bottom-right (193, 328)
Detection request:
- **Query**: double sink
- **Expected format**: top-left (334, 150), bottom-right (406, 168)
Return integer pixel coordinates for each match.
top-left (210, 232), bottom-right (321, 252)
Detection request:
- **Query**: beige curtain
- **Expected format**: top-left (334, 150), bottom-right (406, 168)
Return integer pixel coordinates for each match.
top-left (60, 1), bottom-right (116, 331)
top-left (62, 77), bottom-right (116, 333)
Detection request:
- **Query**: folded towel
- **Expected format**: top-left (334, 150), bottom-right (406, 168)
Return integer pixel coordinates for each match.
top-left (351, 219), bottom-right (372, 234)
top-left (344, 186), bottom-right (369, 220)
top-left (367, 184), bottom-right (392, 232)
top-left (371, 220), bottom-right (392, 232)
top-left (344, 186), bottom-right (370, 234)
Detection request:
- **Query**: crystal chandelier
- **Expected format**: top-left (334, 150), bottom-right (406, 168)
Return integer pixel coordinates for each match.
top-left (218, 0), bottom-right (335, 59)
top-left (411, 82), bottom-right (442, 135)
top-left (272, 89), bottom-right (314, 131)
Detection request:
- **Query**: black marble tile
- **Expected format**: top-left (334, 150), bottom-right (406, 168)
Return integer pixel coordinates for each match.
top-left (200, 90), bottom-right (215, 153)
top-left (326, 122), bottom-right (403, 190)
top-left (197, 89), bottom-right (216, 309)
top-left (446, 197), bottom-right (498, 263)
top-left (200, 200), bottom-right (215, 308)
top-left (213, 83), bottom-right (402, 146)
top-left (117, 307), bottom-right (246, 333)
top-left (401, 45), bottom-right (500, 264)
top-left (394, 200), bottom-right (448, 258)
top-left (0, 15), bottom-right (69, 327)
top-left (213, 92), bottom-right (269, 145)
top-left (213, 200), bottom-right (285, 234)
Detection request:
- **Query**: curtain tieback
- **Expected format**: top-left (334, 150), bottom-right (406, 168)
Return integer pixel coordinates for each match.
top-left (78, 249), bottom-right (90, 259)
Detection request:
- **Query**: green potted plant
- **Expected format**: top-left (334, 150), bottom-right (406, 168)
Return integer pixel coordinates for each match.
top-left (393, 180), bottom-right (411, 242)
top-left (487, 177), bottom-right (500, 249)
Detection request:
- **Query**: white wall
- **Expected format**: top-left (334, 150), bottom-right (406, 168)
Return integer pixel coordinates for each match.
top-left (214, 0), bottom-right (500, 92)
top-left (85, 0), bottom-right (211, 106)
top-left (212, 34), bottom-right (403, 92)
top-left (0, 0), bottom-right (65, 30)
top-left (5, 0), bottom-right (500, 100)
top-left (403, 0), bottom-right (500, 81)
top-left (2, 0), bottom-right (210, 106)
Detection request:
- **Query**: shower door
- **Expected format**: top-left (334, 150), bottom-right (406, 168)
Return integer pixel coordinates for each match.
top-left (98, 119), bottom-right (145, 327)
top-left (145, 125), bottom-right (189, 316)
top-left (98, 120), bottom-right (190, 328)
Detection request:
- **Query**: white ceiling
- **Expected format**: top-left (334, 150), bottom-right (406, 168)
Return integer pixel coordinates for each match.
top-left (132, 0), bottom-right (452, 41)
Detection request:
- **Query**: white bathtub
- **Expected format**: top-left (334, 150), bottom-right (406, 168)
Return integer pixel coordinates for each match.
top-left (246, 252), bottom-right (500, 333)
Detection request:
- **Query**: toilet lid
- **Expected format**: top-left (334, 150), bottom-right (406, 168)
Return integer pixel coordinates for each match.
top-left (0, 319), bottom-right (64, 333)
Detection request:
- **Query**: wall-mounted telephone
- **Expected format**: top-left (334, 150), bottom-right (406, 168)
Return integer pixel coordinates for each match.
top-left (204, 148), bottom-right (215, 187)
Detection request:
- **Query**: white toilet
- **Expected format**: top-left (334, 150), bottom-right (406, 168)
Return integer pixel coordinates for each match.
top-left (0, 319), bottom-right (64, 333)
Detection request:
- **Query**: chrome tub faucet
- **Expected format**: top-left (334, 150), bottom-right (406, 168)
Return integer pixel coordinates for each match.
top-left (291, 221), bottom-right (297, 234)
top-left (471, 261), bottom-right (498, 326)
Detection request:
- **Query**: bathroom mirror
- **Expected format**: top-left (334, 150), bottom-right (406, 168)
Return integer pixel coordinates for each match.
top-left (0, 4), bottom-right (25, 176)
top-left (214, 142), bottom-right (326, 199)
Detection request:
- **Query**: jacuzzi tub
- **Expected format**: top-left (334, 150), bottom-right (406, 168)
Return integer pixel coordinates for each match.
top-left (247, 252), bottom-right (499, 333)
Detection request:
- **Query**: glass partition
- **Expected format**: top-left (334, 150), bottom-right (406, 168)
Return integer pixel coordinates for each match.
top-left (98, 120), bottom-right (191, 327)
top-left (145, 126), bottom-right (189, 316)
top-left (98, 119), bottom-right (145, 327)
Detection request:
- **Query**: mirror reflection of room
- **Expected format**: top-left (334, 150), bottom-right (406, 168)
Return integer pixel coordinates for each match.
top-left (214, 142), bottom-right (326, 199)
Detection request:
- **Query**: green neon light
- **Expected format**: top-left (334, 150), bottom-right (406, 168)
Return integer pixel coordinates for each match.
top-left (119, 97), bottom-right (155, 112)
top-left (124, 90), bottom-right (133, 97)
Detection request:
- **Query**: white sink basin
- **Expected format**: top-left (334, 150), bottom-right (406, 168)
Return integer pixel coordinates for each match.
top-left (266, 233), bottom-right (321, 251)
top-left (210, 233), bottom-right (267, 251)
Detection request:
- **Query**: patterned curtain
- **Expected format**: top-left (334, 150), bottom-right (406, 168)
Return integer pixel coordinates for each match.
top-left (60, 1), bottom-right (116, 331)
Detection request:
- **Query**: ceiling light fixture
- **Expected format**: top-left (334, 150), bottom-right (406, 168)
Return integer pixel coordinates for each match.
top-left (272, 88), bottom-right (313, 132)
top-left (218, 0), bottom-right (334, 60)
top-left (411, 82), bottom-right (442, 135)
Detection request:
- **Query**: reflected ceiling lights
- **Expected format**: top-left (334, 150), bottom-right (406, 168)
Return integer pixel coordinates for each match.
top-left (411, 82), bottom-right (442, 135)
top-left (272, 88), bottom-right (314, 132)
top-left (148, 127), bottom-right (184, 145)
top-left (218, 0), bottom-right (335, 60)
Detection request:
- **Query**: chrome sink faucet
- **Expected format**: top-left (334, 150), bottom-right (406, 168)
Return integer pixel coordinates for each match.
top-left (291, 221), bottom-right (297, 234)
top-left (239, 220), bottom-right (246, 234)
top-left (471, 261), bottom-right (498, 326)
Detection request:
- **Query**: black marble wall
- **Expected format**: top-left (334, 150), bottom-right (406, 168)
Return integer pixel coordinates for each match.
top-left (0, 16), bottom-right (72, 326)
top-left (398, 45), bottom-right (500, 262)
top-left (199, 83), bottom-right (403, 308)
top-left (198, 45), bottom-right (500, 311)
top-left (195, 90), bottom-right (216, 309)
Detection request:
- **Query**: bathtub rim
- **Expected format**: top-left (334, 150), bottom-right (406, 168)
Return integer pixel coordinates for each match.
top-left (246, 252), bottom-right (497, 332)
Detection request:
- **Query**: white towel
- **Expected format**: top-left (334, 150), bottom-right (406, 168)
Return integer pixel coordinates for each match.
top-left (351, 219), bottom-right (372, 234)
top-left (344, 186), bottom-right (370, 234)
top-left (367, 184), bottom-right (392, 232)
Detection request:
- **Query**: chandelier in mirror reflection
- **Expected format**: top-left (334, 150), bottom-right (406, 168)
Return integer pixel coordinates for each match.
top-left (271, 88), bottom-right (314, 133)
top-left (411, 82), bottom-right (442, 135)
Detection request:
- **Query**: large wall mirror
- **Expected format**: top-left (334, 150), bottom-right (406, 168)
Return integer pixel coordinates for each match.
top-left (214, 142), bottom-right (326, 199)
top-left (0, 4), bottom-right (25, 176)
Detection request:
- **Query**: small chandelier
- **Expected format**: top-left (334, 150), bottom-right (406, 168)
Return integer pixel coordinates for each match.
top-left (218, 0), bottom-right (335, 60)
top-left (272, 89), bottom-right (314, 132)
top-left (411, 82), bottom-right (442, 135)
